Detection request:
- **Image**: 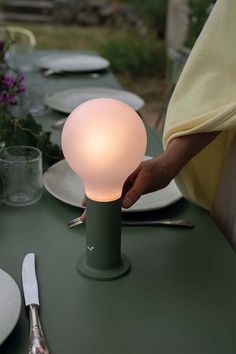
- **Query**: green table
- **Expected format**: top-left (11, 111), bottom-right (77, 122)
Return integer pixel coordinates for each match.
top-left (1, 51), bottom-right (235, 354)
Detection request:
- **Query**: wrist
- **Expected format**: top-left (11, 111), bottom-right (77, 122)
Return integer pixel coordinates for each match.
top-left (161, 146), bottom-right (185, 177)
top-left (150, 150), bottom-right (182, 186)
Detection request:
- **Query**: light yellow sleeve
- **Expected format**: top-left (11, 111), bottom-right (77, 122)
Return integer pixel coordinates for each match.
top-left (163, 0), bottom-right (236, 211)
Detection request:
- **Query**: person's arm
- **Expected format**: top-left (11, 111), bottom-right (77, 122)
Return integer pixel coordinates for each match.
top-left (122, 131), bottom-right (219, 208)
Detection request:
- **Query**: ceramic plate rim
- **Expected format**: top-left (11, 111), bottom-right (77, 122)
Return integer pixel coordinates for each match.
top-left (37, 54), bottom-right (110, 72)
top-left (46, 87), bottom-right (145, 113)
top-left (0, 268), bottom-right (21, 345)
top-left (43, 158), bottom-right (182, 212)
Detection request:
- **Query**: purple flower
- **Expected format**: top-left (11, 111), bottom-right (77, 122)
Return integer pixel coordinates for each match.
top-left (0, 92), bottom-right (7, 101)
top-left (0, 90), bottom-right (18, 105)
top-left (7, 95), bottom-right (17, 104)
top-left (0, 41), bottom-right (4, 52)
top-left (0, 67), bottom-right (26, 108)
top-left (16, 84), bottom-right (25, 93)
top-left (1, 75), bottom-right (16, 88)
top-left (16, 73), bottom-right (24, 82)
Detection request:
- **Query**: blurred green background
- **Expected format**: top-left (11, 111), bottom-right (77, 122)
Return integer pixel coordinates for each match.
top-left (0, 0), bottom-right (216, 127)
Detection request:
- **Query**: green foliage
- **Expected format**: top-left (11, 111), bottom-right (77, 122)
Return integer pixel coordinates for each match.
top-left (122, 0), bottom-right (167, 35)
top-left (0, 106), bottom-right (63, 170)
top-left (0, 32), bottom-right (63, 170)
top-left (122, 0), bottom-right (216, 46)
top-left (0, 0), bottom-right (5, 9)
top-left (100, 33), bottom-right (166, 77)
top-left (187, 0), bottom-right (216, 47)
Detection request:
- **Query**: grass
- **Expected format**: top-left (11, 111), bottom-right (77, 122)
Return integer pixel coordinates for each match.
top-left (2, 22), bottom-right (133, 51)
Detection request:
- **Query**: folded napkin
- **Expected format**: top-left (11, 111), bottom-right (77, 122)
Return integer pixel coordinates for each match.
top-left (163, 0), bottom-right (236, 213)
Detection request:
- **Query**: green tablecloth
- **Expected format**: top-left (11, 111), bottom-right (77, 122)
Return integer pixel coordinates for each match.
top-left (1, 51), bottom-right (235, 354)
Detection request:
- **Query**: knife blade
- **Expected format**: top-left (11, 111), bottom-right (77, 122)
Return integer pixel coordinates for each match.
top-left (22, 253), bottom-right (39, 306)
top-left (22, 253), bottom-right (49, 354)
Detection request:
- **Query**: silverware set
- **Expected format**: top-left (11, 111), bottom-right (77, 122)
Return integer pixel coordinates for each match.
top-left (20, 216), bottom-right (193, 354)
top-left (67, 216), bottom-right (194, 228)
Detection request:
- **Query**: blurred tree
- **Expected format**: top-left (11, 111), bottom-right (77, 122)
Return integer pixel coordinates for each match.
top-left (121, 0), bottom-right (217, 44)
top-left (121, 0), bottom-right (167, 38)
top-left (187, 0), bottom-right (217, 47)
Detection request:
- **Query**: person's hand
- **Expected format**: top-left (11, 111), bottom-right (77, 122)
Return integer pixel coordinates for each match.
top-left (80, 152), bottom-right (178, 218)
top-left (79, 133), bottom-right (220, 215)
top-left (122, 132), bottom-right (220, 209)
top-left (122, 153), bottom-right (178, 209)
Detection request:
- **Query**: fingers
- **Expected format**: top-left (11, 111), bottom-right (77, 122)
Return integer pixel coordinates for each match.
top-left (122, 172), bottom-right (151, 208)
top-left (122, 175), bottom-right (134, 198)
top-left (80, 210), bottom-right (86, 223)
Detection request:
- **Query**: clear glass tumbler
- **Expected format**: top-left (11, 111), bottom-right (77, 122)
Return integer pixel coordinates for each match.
top-left (0, 146), bottom-right (43, 207)
top-left (22, 74), bottom-right (48, 118)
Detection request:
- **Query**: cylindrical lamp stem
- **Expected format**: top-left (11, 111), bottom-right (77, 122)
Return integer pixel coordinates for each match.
top-left (86, 198), bottom-right (121, 268)
top-left (77, 197), bottom-right (130, 280)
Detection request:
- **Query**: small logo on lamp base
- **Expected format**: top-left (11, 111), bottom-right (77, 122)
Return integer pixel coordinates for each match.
top-left (87, 246), bottom-right (94, 252)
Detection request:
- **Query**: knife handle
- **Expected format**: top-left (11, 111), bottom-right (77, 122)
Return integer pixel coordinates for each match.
top-left (28, 304), bottom-right (49, 354)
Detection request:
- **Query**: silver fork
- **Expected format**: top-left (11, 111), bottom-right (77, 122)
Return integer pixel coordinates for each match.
top-left (67, 217), bottom-right (194, 228)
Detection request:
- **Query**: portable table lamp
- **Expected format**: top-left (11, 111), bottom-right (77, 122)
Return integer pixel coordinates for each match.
top-left (61, 98), bottom-right (147, 280)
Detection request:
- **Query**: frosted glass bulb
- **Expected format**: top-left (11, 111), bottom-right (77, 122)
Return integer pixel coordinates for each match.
top-left (61, 98), bottom-right (147, 202)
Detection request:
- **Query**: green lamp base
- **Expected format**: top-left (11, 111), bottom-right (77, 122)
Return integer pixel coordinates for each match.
top-left (77, 254), bottom-right (130, 281)
top-left (77, 197), bottom-right (130, 280)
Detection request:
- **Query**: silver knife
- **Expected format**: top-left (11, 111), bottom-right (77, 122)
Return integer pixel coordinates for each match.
top-left (22, 253), bottom-right (49, 354)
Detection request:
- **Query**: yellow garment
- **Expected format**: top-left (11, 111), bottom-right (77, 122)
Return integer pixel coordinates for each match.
top-left (163, 0), bottom-right (236, 211)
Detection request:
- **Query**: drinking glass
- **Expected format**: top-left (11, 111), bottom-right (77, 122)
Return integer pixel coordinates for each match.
top-left (0, 146), bottom-right (43, 207)
top-left (22, 74), bottom-right (48, 117)
top-left (7, 30), bottom-right (36, 72)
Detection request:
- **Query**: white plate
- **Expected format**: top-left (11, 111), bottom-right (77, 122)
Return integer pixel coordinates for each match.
top-left (46, 87), bottom-right (145, 114)
top-left (43, 158), bottom-right (182, 212)
top-left (38, 54), bottom-right (110, 72)
top-left (0, 269), bottom-right (21, 345)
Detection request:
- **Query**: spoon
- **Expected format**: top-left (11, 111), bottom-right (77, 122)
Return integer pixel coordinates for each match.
top-left (67, 217), bottom-right (194, 229)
